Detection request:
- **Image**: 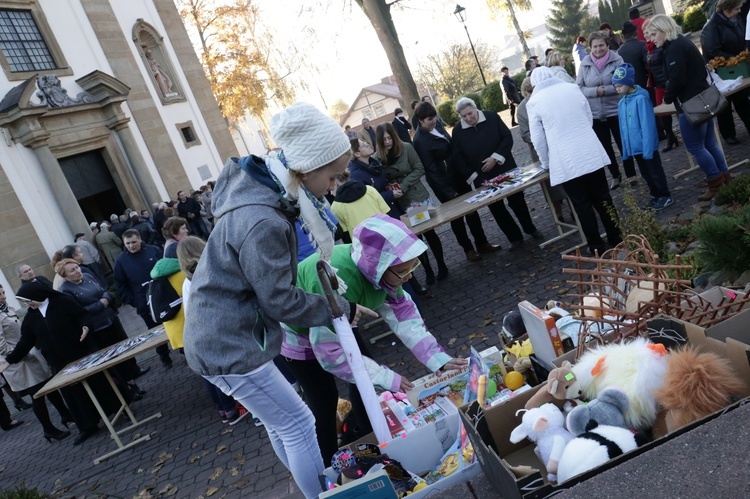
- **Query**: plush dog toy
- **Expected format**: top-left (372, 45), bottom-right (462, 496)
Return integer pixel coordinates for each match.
top-left (525, 361), bottom-right (581, 411)
top-left (565, 337), bottom-right (668, 431)
top-left (655, 346), bottom-right (747, 435)
top-left (566, 388), bottom-right (629, 436)
top-left (509, 404), bottom-right (574, 482)
top-left (556, 422), bottom-right (648, 483)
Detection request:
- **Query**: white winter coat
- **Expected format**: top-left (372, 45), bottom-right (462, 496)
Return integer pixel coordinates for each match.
top-left (527, 78), bottom-right (610, 186)
top-left (0, 306), bottom-right (52, 392)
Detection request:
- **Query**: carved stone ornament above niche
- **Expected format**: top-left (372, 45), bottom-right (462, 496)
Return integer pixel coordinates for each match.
top-left (36, 74), bottom-right (95, 109)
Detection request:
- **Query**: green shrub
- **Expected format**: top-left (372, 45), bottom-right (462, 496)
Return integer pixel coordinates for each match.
top-left (608, 185), bottom-right (669, 257)
top-left (463, 92), bottom-right (483, 110)
top-left (692, 204), bottom-right (750, 273)
top-left (437, 99), bottom-right (459, 127)
top-left (682, 6), bottom-right (707, 33)
top-left (715, 174), bottom-right (750, 206)
top-left (512, 71), bottom-right (525, 89)
top-left (671, 11), bottom-right (684, 28)
top-left (0, 484), bottom-right (49, 499)
top-left (481, 80), bottom-right (508, 112)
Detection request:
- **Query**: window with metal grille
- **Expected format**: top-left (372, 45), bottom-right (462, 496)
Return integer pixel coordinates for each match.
top-left (0, 10), bottom-right (56, 72)
top-left (181, 126), bottom-right (196, 143)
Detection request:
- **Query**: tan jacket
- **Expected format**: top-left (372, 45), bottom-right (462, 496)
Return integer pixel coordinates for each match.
top-left (0, 307), bottom-right (52, 391)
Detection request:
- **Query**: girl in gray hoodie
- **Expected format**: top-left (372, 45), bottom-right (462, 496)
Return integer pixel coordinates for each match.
top-left (183, 103), bottom-right (373, 498)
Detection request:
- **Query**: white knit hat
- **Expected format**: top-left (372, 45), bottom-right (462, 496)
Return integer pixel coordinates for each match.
top-left (270, 102), bottom-right (351, 173)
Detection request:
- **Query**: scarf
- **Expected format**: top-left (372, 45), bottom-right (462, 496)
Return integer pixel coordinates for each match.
top-left (352, 157), bottom-right (383, 176)
top-left (591, 50), bottom-right (610, 72)
top-left (0, 301), bottom-right (8, 314)
top-left (243, 151), bottom-right (347, 292)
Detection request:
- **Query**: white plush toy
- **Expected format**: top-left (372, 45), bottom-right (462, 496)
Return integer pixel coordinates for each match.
top-left (556, 422), bottom-right (647, 483)
top-left (509, 404), bottom-right (574, 482)
top-left (565, 337), bottom-right (668, 431)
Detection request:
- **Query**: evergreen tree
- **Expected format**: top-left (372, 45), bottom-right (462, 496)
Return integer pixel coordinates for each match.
top-left (597, 0), bottom-right (631, 29)
top-left (546, 0), bottom-right (590, 52)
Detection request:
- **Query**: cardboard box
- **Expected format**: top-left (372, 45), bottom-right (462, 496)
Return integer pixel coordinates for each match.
top-left (320, 469), bottom-right (398, 498)
top-left (461, 315), bottom-right (750, 498)
top-left (517, 301), bottom-right (565, 370)
top-left (346, 402), bottom-right (461, 475)
top-left (322, 461), bottom-right (481, 499)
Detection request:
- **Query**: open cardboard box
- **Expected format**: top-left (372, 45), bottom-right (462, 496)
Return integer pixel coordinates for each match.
top-left (460, 312), bottom-right (750, 498)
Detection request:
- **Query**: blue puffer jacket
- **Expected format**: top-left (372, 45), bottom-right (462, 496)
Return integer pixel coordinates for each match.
top-left (617, 86), bottom-right (659, 160)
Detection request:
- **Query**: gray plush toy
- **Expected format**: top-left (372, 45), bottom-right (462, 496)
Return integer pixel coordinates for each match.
top-left (566, 388), bottom-right (630, 436)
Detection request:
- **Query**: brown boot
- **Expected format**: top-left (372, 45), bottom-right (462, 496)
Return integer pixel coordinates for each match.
top-left (698, 175), bottom-right (724, 201)
top-left (723, 172), bottom-right (732, 185)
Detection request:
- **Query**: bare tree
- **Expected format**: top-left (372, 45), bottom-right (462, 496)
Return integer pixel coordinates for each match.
top-left (418, 43), bottom-right (500, 99)
top-left (353, 0), bottom-right (420, 109)
top-left (486, 0), bottom-right (532, 60)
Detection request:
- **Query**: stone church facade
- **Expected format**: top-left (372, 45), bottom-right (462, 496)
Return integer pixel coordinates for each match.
top-left (0, 0), bottom-right (237, 303)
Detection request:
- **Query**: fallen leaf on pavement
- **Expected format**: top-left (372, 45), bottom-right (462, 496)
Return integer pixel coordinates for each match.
top-left (216, 444), bottom-right (227, 454)
top-left (210, 467), bottom-right (224, 481)
top-left (206, 487), bottom-right (219, 496)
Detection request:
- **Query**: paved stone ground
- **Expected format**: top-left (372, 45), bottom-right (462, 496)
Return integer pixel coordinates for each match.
top-left (1, 109), bottom-right (748, 498)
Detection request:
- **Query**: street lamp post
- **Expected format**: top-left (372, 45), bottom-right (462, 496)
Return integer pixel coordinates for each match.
top-left (453, 4), bottom-right (487, 86)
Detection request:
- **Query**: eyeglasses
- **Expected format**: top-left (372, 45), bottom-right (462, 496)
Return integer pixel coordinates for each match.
top-left (387, 260), bottom-right (421, 280)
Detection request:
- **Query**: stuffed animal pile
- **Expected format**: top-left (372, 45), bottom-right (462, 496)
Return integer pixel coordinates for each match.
top-left (511, 336), bottom-right (747, 485)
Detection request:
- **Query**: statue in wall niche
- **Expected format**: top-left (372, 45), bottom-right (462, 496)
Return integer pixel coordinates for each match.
top-left (35, 75), bottom-right (95, 108)
top-left (145, 50), bottom-right (178, 99)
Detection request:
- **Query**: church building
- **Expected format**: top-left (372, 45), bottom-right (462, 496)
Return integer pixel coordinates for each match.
top-left (0, 0), bottom-right (237, 301)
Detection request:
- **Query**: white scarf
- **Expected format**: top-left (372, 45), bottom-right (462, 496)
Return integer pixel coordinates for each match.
top-left (264, 152), bottom-right (347, 293)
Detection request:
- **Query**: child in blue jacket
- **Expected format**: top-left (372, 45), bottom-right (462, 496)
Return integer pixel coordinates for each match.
top-left (613, 63), bottom-right (673, 211)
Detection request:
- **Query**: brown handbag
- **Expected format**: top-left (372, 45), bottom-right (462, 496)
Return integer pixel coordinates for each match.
top-left (678, 70), bottom-right (729, 126)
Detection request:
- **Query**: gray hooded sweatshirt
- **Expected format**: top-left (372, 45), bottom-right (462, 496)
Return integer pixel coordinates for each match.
top-left (183, 156), bottom-right (348, 376)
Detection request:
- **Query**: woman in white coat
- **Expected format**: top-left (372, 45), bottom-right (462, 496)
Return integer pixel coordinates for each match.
top-left (0, 284), bottom-right (72, 442)
top-left (527, 67), bottom-right (622, 255)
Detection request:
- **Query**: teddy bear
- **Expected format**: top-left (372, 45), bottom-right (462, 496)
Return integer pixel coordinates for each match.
top-left (509, 404), bottom-right (574, 482)
top-left (524, 361), bottom-right (581, 411)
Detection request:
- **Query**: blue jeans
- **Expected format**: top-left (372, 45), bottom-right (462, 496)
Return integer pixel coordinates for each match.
top-left (205, 362), bottom-right (323, 498)
top-left (678, 115), bottom-right (728, 179)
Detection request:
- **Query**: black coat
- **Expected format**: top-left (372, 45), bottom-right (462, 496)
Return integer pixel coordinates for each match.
top-left (7, 295), bottom-right (94, 371)
top-left (412, 125), bottom-right (466, 203)
top-left (392, 116), bottom-right (412, 143)
top-left (662, 35), bottom-right (711, 113)
top-left (450, 110), bottom-right (517, 185)
top-left (113, 244), bottom-right (162, 314)
top-left (618, 38), bottom-right (649, 88)
top-left (701, 12), bottom-right (746, 61)
top-left (502, 75), bottom-right (522, 104)
top-left (177, 197), bottom-right (202, 219)
top-left (648, 45), bottom-right (668, 88)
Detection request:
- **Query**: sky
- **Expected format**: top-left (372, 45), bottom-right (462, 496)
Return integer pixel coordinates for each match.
top-left (254, 0), bottom-right (560, 112)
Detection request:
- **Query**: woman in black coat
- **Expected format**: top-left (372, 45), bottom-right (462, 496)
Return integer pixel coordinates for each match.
top-left (411, 102), bottom-right (500, 261)
top-left (58, 259), bottom-right (145, 397)
top-left (700, 0), bottom-right (750, 144)
top-left (650, 14), bottom-right (729, 201)
top-left (2, 281), bottom-right (123, 445)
